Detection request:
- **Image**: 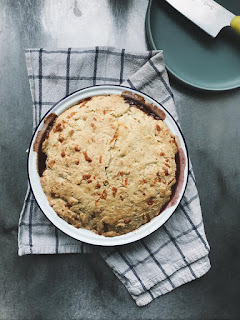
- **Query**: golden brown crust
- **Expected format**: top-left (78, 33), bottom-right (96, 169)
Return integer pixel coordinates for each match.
top-left (40, 94), bottom-right (178, 236)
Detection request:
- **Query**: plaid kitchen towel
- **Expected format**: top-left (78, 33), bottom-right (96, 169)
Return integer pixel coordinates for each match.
top-left (19, 47), bottom-right (211, 307)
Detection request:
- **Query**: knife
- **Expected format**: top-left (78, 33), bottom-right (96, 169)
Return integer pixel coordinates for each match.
top-left (164, 0), bottom-right (240, 37)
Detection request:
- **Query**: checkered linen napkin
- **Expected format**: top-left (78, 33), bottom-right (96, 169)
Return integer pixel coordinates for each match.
top-left (19, 47), bottom-right (210, 306)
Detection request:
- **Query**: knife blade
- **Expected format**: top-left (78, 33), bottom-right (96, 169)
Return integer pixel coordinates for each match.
top-left (164, 0), bottom-right (240, 37)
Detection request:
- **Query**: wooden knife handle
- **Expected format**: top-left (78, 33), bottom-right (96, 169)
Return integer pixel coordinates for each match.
top-left (231, 16), bottom-right (240, 34)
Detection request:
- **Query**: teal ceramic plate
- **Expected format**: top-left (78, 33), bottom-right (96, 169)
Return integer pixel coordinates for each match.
top-left (146, 0), bottom-right (240, 91)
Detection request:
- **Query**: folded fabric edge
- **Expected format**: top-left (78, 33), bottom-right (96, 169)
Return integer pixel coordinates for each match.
top-left (18, 244), bottom-right (92, 256)
top-left (24, 46), bottom-right (162, 56)
top-left (25, 50), bottom-right (37, 121)
top-left (18, 186), bottom-right (31, 256)
top-left (102, 243), bottom-right (210, 296)
top-left (133, 255), bottom-right (211, 307)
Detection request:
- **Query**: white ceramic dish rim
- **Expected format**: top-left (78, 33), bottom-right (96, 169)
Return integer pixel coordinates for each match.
top-left (28, 85), bottom-right (189, 246)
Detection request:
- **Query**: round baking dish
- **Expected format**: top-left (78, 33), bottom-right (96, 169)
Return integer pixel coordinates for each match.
top-left (28, 85), bottom-right (189, 246)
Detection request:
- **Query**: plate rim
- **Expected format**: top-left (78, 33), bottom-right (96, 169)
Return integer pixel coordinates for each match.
top-left (145, 0), bottom-right (240, 91)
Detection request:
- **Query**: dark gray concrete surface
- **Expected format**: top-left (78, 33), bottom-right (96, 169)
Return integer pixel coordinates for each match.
top-left (0, 0), bottom-right (240, 319)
